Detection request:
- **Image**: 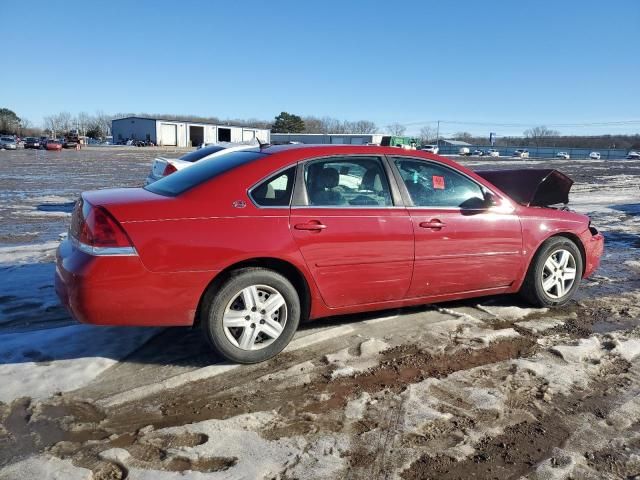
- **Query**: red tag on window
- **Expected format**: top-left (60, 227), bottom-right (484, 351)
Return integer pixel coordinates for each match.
top-left (432, 175), bottom-right (445, 189)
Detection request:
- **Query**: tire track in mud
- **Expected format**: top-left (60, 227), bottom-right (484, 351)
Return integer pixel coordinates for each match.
top-left (0, 337), bottom-right (537, 473)
top-left (2, 267), bottom-right (639, 478)
top-left (399, 357), bottom-right (635, 480)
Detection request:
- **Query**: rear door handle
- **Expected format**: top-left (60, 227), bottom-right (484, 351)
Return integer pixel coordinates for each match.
top-left (294, 221), bottom-right (327, 231)
top-left (419, 219), bottom-right (446, 230)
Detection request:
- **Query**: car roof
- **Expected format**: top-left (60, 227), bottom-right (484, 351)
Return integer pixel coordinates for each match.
top-left (261, 143), bottom-right (430, 156)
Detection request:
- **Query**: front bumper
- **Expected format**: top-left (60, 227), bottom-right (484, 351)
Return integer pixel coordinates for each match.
top-left (583, 232), bottom-right (604, 278)
top-left (55, 238), bottom-right (214, 326)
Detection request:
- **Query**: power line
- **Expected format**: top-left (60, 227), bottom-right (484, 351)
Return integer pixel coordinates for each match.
top-left (398, 119), bottom-right (640, 128)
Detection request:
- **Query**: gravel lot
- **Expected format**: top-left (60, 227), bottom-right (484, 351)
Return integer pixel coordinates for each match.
top-left (1, 146), bottom-right (639, 479)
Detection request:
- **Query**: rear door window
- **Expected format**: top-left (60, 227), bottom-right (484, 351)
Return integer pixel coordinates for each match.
top-left (303, 156), bottom-right (392, 207)
top-left (250, 167), bottom-right (296, 207)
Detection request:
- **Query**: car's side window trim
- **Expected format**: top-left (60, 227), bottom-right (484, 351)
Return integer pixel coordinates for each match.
top-left (247, 164), bottom-right (297, 209)
top-left (386, 155), bottom-right (496, 209)
top-left (291, 154), bottom-right (405, 208)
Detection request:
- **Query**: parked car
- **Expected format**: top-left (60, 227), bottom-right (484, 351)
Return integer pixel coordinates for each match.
top-left (556, 152), bottom-right (570, 160)
top-left (63, 138), bottom-right (78, 149)
top-left (458, 147), bottom-right (471, 156)
top-left (56, 145), bottom-right (604, 364)
top-left (0, 136), bottom-right (17, 150)
top-left (627, 151), bottom-right (640, 160)
top-left (24, 137), bottom-right (41, 149)
top-left (589, 152), bottom-right (601, 160)
top-left (487, 149), bottom-right (500, 157)
top-left (420, 145), bottom-right (439, 154)
top-left (472, 149), bottom-right (485, 156)
top-left (145, 142), bottom-right (259, 185)
top-left (513, 149), bottom-right (530, 158)
top-left (39, 136), bottom-right (50, 148)
top-left (45, 140), bottom-right (63, 151)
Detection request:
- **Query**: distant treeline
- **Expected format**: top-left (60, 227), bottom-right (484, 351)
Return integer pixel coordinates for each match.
top-left (2, 107), bottom-right (639, 150)
top-left (454, 133), bottom-right (640, 150)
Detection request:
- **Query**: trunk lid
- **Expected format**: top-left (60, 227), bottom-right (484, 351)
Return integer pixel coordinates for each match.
top-left (475, 169), bottom-right (574, 207)
top-left (151, 157), bottom-right (173, 178)
top-left (82, 188), bottom-right (171, 222)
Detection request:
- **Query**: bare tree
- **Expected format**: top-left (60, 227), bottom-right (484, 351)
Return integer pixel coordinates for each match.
top-left (76, 112), bottom-right (92, 136)
top-left (42, 115), bottom-right (58, 136)
top-left (419, 126), bottom-right (436, 144)
top-left (349, 120), bottom-right (377, 134)
top-left (95, 111), bottom-right (114, 136)
top-left (56, 112), bottom-right (73, 132)
top-left (453, 131), bottom-right (474, 142)
top-left (523, 125), bottom-right (560, 147)
top-left (301, 116), bottom-right (326, 133)
top-left (386, 122), bottom-right (406, 136)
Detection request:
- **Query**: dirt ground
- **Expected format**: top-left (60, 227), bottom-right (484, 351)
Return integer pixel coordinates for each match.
top-left (0, 147), bottom-right (639, 479)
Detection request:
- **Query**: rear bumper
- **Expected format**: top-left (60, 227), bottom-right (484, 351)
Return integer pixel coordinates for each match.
top-left (55, 238), bottom-right (215, 326)
top-left (583, 232), bottom-right (604, 278)
top-left (145, 174), bottom-right (160, 185)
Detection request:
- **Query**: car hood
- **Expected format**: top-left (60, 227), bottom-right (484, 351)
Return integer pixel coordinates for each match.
top-left (475, 169), bottom-right (574, 207)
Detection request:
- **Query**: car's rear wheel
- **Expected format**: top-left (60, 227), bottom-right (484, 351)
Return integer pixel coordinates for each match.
top-left (521, 236), bottom-right (583, 307)
top-left (202, 268), bottom-right (300, 364)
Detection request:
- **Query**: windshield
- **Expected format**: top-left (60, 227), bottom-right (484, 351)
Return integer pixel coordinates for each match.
top-left (145, 150), bottom-right (268, 196)
top-left (1, 137), bottom-right (13, 141)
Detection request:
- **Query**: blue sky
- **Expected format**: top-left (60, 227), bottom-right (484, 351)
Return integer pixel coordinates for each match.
top-left (3, 0), bottom-right (639, 136)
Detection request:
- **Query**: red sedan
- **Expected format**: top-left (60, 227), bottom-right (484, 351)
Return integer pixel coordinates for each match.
top-left (55, 145), bottom-right (604, 363)
top-left (46, 140), bottom-right (63, 151)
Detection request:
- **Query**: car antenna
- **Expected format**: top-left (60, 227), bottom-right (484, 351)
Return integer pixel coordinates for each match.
top-left (256, 138), bottom-right (271, 149)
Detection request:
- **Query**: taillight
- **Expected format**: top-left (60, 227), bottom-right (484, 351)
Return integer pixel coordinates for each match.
top-left (162, 163), bottom-right (178, 176)
top-left (71, 198), bottom-right (135, 254)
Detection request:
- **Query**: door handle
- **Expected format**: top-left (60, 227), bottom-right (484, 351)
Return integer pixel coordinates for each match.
top-left (294, 221), bottom-right (327, 231)
top-left (419, 219), bottom-right (446, 230)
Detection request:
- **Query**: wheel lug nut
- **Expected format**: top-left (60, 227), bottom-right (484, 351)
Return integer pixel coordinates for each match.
top-left (260, 310), bottom-right (266, 314)
top-left (245, 315), bottom-right (250, 320)
top-left (260, 319), bottom-right (265, 324)
top-left (251, 307), bottom-right (257, 312)
top-left (251, 323), bottom-right (256, 328)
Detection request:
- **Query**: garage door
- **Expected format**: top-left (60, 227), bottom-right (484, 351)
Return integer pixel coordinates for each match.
top-left (160, 123), bottom-right (177, 146)
top-left (242, 130), bottom-right (255, 142)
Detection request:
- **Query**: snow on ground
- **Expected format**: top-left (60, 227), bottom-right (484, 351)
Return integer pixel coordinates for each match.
top-left (0, 324), bottom-right (160, 403)
top-left (0, 236), bottom-right (159, 403)
top-left (0, 241), bottom-right (59, 265)
top-left (0, 455), bottom-right (91, 480)
top-left (0, 151), bottom-right (639, 478)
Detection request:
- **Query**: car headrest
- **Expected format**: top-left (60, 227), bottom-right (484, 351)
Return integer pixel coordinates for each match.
top-left (317, 168), bottom-right (339, 189)
top-left (362, 168), bottom-right (383, 191)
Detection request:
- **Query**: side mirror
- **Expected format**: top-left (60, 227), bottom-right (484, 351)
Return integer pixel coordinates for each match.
top-left (459, 191), bottom-right (499, 212)
top-left (483, 191), bottom-right (498, 207)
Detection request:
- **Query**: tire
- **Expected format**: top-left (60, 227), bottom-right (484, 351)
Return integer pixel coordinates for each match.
top-left (201, 268), bottom-right (300, 364)
top-left (520, 236), bottom-right (583, 307)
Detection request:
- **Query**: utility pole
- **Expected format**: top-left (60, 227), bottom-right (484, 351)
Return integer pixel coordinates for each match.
top-left (436, 120), bottom-right (440, 145)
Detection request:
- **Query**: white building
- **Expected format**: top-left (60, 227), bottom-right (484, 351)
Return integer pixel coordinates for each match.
top-left (111, 116), bottom-right (270, 147)
top-left (271, 133), bottom-right (384, 145)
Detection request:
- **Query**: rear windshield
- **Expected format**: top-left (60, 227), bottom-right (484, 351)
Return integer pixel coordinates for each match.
top-left (145, 151), bottom-right (267, 196)
top-left (178, 145), bottom-right (227, 163)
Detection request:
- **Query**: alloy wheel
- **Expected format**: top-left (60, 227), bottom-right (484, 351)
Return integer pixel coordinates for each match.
top-left (541, 249), bottom-right (577, 299)
top-left (222, 284), bottom-right (287, 350)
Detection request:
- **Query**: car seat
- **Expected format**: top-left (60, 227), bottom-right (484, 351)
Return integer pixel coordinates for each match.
top-left (309, 167), bottom-right (343, 205)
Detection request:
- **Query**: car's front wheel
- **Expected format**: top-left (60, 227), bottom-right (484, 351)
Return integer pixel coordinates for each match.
top-left (202, 268), bottom-right (300, 364)
top-left (521, 237), bottom-right (583, 307)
